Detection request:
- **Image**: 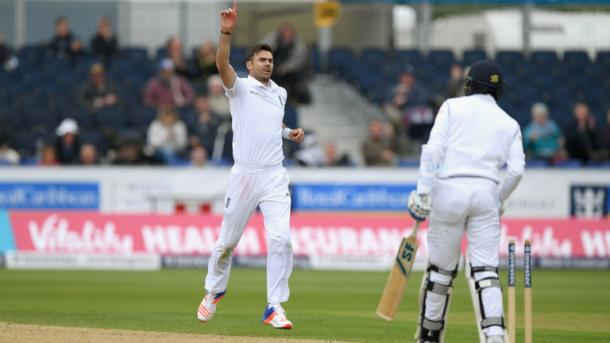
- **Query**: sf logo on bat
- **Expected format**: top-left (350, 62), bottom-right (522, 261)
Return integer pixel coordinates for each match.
top-left (396, 240), bottom-right (416, 277)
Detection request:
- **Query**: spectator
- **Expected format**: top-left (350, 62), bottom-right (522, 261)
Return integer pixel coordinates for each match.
top-left (54, 118), bottom-right (81, 165)
top-left (81, 63), bottom-right (119, 111)
top-left (190, 96), bottom-right (221, 156)
top-left (362, 119), bottom-right (397, 166)
top-left (112, 135), bottom-right (148, 165)
top-left (190, 144), bottom-right (208, 167)
top-left (445, 63), bottom-right (465, 99)
top-left (565, 102), bottom-right (606, 164)
top-left (166, 36), bottom-right (190, 79)
top-left (79, 143), bottom-right (99, 165)
top-left (295, 132), bottom-right (325, 167)
top-left (0, 133), bottom-right (20, 165)
top-left (523, 102), bottom-right (564, 161)
top-left (90, 16), bottom-right (118, 63)
top-left (323, 142), bottom-right (352, 167)
top-left (39, 145), bottom-right (59, 166)
top-left (206, 74), bottom-right (230, 121)
top-left (262, 23), bottom-right (310, 104)
top-left (384, 65), bottom-right (431, 146)
top-left (146, 106), bottom-right (188, 165)
top-left (192, 41), bottom-right (218, 83)
top-left (49, 16), bottom-right (83, 62)
top-left (143, 58), bottom-right (195, 108)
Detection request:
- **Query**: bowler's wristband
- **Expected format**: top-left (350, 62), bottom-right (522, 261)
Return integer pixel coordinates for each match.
top-left (282, 127), bottom-right (292, 139)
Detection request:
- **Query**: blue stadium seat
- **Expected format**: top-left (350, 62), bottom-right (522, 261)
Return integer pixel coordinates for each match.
top-left (94, 107), bottom-right (128, 130)
top-left (361, 48), bottom-right (387, 68)
top-left (229, 46), bottom-right (246, 67)
top-left (398, 159), bottom-right (419, 168)
top-left (79, 130), bottom-right (109, 154)
top-left (596, 50), bottom-right (610, 67)
top-left (428, 50), bottom-right (455, 67)
top-left (130, 107), bottom-right (157, 127)
top-left (10, 130), bottom-right (38, 157)
top-left (525, 159), bottom-right (550, 168)
top-left (563, 50), bottom-right (590, 67)
top-left (530, 51), bottom-right (559, 70)
top-left (395, 49), bottom-right (423, 65)
top-left (120, 47), bottom-right (149, 63)
top-left (555, 159), bottom-right (582, 168)
top-left (495, 51), bottom-right (525, 67)
top-left (462, 49), bottom-right (487, 65)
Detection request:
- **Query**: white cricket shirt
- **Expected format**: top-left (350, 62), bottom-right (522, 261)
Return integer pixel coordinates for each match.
top-left (418, 94), bottom-right (525, 199)
top-left (224, 75), bottom-right (287, 169)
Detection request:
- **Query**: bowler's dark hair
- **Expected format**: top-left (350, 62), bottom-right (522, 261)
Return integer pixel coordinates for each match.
top-left (245, 44), bottom-right (273, 62)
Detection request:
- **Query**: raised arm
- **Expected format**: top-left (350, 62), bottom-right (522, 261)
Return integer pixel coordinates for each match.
top-left (216, 0), bottom-right (238, 89)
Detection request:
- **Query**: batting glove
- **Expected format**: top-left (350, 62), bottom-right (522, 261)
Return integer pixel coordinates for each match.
top-left (408, 191), bottom-right (431, 221)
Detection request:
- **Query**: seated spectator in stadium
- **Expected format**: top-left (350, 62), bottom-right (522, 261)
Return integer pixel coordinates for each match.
top-left (190, 96), bottom-right (221, 156)
top-left (0, 134), bottom-right (20, 166)
top-left (565, 102), bottom-right (607, 164)
top-left (323, 142), bottom-right (352, 167)
top-left (112, 135), bottom-right (148, 165)
top-left (384, 65), bottom-right (430, 145)
top-left (206, 75), bottom-right (230, 121)
top-left (81, 63), bottom-right (119, 111)
top-left (79, 143), bottom-right (99, 165)
top-left (445, 63), bottom-right (465, 99)
top-left (190, 144), bottom-right (208, 167)
top-left (362, 119), bottom-right (398, 166)
top-left (262, 23), bottom-right (309, 104)
top-left (191, 41), bottom-right (217, 83)
top-left (166, 36), bottom-right (190, 79)
top-left (143, 58), bottom-right (195, 108)
top-left (146, 106), bottom-right (188, 165)
top-left (90, 16), bottom-right (118, 63)
top-left (49, 16), bottom-right (83, 62)
top-left (54, 118), bottom-right (81, 165)
top-left (295, 132), bottom-right (325, 167)
top-left (39, 145), bottom-right (59, 166)
top-left (523, 102), bottom-right (565, 161)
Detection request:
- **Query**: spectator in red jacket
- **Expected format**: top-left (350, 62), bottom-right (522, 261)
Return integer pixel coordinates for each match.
top-left (143, 58), bottom-right (195, 108)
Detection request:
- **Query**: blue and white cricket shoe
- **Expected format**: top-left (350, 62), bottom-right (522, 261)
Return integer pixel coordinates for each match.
top-left (262, 304), bottom-right (293, 329)
top-left (196, 291), bottom-right (226, 322)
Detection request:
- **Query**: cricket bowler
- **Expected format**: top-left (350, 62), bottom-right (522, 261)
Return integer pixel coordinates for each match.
top-left (407, 60), bottom-right (525, 343)
top-left (196, 0), bottom-right (305, 330)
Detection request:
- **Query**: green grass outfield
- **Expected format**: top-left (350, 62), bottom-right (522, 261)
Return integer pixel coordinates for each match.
top-left (0, 268), bottom-right (608, 342)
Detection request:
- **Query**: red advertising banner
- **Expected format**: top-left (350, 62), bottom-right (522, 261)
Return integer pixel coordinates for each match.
top-left (8, 212), bottom-right (610, 259)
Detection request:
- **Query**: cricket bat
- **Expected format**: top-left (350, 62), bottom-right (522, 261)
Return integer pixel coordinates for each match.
top-left (376, 221), bottom-right (421, 321)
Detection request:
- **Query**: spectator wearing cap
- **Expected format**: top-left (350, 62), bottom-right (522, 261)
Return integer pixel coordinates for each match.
top-left (143, 58), bottom-right (195, 108)
top-left (90, 16), bottom-right (118, 63)
top-left (49, 16), bottom-right (83, 62)
top-left (55, 118), bottom-right (81, 165)
top-left (81, 63), bottom-right (119, 111)
top-left (146, 106), bottom-right (188, 165)
top-left (523, 102), bottom-right (564, 161)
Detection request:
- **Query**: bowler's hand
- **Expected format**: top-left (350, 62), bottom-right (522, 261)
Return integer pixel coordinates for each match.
top-left (288, 128), bottom-right (305, 143)
top-left (220, 0), bottom-right (237, 33)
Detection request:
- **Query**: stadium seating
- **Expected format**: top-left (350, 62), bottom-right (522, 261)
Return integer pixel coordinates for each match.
top-left (1, 43), bottom-right (608, 167)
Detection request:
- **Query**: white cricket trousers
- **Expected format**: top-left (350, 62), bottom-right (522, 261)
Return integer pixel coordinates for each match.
top-left (425, 177), bottom-right (504, 336)
top-left (205, 164), bottom-right (293, 303)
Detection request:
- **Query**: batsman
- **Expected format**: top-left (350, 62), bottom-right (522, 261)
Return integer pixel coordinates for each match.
top-left (407, 60), bottom-right (525, 343)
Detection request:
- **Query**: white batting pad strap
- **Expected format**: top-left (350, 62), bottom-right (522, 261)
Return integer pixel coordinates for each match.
top-left (475, 278), bottom-right (501, 290)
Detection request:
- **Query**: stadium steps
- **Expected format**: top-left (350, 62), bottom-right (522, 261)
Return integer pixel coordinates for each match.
top-left (299, 75), bottom-right (383, 166)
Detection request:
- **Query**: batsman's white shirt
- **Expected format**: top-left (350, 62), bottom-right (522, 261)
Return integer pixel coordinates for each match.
top-left (416, 94), bottom-right (525, 337)
top-left (204, 75), bottom-right (292, 303)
